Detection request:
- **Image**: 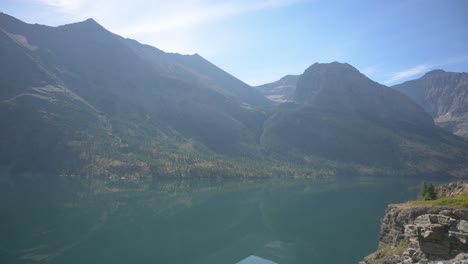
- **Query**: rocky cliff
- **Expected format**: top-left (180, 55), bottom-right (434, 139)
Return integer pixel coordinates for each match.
top-left (361, 182), bottom-right (468, 264)
top-left (393, 70), bottom-right (468, 138)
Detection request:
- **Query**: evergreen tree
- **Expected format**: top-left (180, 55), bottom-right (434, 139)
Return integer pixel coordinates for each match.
top-left (420, 181), bottom-right (428, 198)
top-left (427, 183), bottom-right (437, 200)
top-left (420, 182), bottom-right (437, 200)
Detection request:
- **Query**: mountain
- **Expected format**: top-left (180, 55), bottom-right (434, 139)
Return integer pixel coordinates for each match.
top-left (1, 12), bottom-right (467, 178)
top-left (0, 12), bottom-right (270, 176)
top-left (393, 70), bottom-right (468, 138)
top-left (255, 75), bottom-right (299, 103)
top-left (295, 62), bottom-right (433, 125)
top-left (261, 62), bottom-right (468, 176)
top-left (121, 38), bottom-right (270, 107)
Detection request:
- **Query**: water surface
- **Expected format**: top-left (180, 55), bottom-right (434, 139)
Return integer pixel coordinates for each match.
top-left (0, 176), bottom-right (443, 263)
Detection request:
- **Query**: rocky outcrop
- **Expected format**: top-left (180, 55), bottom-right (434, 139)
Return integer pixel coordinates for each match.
top-left (362, 182), bottom-right (468, 264)
top-left (437, 182), bottom-right (468, 198)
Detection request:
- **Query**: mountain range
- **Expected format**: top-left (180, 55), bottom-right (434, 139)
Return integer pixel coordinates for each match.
top-left (260, 67), bottom-right (468, 140)
top-left (1, 12), bottom-right (467, 178)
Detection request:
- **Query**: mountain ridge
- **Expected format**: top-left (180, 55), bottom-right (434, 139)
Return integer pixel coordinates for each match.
top-left (295, 62), bottom-right (433, 125)
top-left (255, 74), bottom-right (299, 103)
top-left (0, 12), bottom-right (271, 176)
top-left (393, 70), bottom-right (468, 137)
top-left (1, 12), bottom-right (468, 178)
top-left (261, 62), bottom-right (468, 176)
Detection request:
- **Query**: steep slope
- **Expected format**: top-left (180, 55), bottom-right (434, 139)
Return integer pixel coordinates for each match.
top-left (0, 12), bottom-right (268, 176)
top-left (393, 70), bottom-right (468, 137)
top-left (0, 26), bottom-right (111, 175)
top-left (255, 75), bottom-right (299, 103)
top-left (121, 38), bottom-right (270, 107)
top-left (261, 62), bottom-right (468, 176)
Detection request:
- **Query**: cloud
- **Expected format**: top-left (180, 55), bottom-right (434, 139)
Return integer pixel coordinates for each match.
top-left (385, 64), bottom-right (432, 85)
top-left (38, 0), bottom-right (82, 12)
top-left (33, 0), bottom-right (301, 34)
top-left (119, 0), bottom-right (301, 36)
top-left (31, 0), bottom-right (302, 57)
top-left (384, 55), bottom-right (468, 85)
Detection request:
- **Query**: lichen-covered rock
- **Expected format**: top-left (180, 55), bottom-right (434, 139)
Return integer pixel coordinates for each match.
top-left (361, 181), bottom-right (468, 264)
top-left (361, 205), bottom-right (468, 264)
top-left (437, 182), bottom-right (468, 198)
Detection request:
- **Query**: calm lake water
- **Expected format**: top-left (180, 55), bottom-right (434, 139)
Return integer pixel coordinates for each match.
top-left (0, 176), bottom-right (445, 264)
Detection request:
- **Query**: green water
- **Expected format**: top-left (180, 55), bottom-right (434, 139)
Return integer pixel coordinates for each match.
top-left (0, 176), bottom-right (443, 264)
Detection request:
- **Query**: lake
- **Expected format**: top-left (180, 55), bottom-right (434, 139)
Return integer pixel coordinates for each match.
top-left (0, 176), bottom-right (443, 264)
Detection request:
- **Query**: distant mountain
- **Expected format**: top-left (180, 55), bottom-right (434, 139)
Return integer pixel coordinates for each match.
top-left (393, 70), bottom-right (468, 138)
top-left (1, 13), bottom-right (467, 178)
top-left (255, 75), bottom-right (298, 103)
top-left (261, 62), bottom-right (468, 176)
top-left (295, 62), bottom-right (432, 125)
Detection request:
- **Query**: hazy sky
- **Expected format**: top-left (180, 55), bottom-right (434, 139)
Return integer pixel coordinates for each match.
top-left (2, 0), bottom-right (468, 85)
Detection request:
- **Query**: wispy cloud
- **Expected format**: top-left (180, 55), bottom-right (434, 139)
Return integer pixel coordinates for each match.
top-left (34, 0), bottom-right (301, 34)
top-left (384, 55), bottom-right (468, 85)
top-left (38, 0), bottom-right (82, 12)
top-left (119, 0), bottom-right (301, 36)
top-left (385, 64), bottom-right (432, 85)
top-left (31, 0), bottom-right (302, 56)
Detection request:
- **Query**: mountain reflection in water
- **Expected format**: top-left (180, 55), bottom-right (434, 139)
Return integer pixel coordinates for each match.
top-left (0, 176), bottom-right (441, 264)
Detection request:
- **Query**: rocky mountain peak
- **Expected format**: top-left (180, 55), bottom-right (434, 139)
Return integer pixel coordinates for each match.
top-left (393, 69), bottom-right (468, 137)
top-left (61, 17), bottom-right (106, 32)
top-left (278, 74), bottom-right (299, 84)
top-left (254, 74), bottom-right (299, 103)
top-left (423, 69), bottom-right (447, 77)
top-left (303, 61), bottom-right (361, 76)
top-left (296, 62), bottom-right (374, 103)
top-left (294, 61), bottom-right (434, 125)
top-left (83, 18), bottom-right (98, 24)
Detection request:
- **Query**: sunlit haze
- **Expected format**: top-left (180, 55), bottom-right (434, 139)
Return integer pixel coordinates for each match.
top-left (2, 0), bottom-right (468, 85)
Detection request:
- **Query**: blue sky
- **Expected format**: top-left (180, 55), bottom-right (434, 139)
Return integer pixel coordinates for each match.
top-left (1, 0), bottom-right (467, 85)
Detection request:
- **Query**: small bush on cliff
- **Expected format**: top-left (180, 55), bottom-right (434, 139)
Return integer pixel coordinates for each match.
top-left (420, 182), bottom-right (437, 201)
